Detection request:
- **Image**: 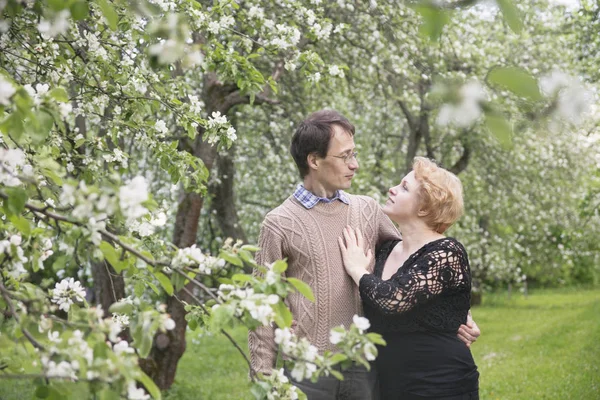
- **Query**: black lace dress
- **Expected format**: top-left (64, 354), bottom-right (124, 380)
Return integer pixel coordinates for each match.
top-left (359, 238), bottom-right (479, 400)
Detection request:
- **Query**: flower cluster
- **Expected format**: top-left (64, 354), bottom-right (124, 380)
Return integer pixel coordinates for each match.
top-left (329, 315), bottom-right (378, 362)
top-left (274, 327), bottom-right (320, 381)
top-left (171, 244), bottom-right (225, 274)
top-left (216, 284), bottom-right (279, 325)
top-left (205, 111), bottom-right (237, 146)
top-left (436, 81), bottom-right (487, 128)
top-left (51, 277), bottom-right (87, 312)
top-left (259, 368), bottom-right (300, 400)
top-left (540, 70), bottom-right (592, 124)
top-left (0, 234), bottom-right (29, 279)
top-left (0, 148), bottom-right (33, 187)
top-left (119, 176), bottom-right (150, 223)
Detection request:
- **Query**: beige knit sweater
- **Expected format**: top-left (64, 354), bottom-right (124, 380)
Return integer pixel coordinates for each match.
top-left (248, 193), bottom-right (401, 375)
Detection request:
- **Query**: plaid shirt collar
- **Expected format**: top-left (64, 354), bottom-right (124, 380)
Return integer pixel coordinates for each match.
top-left (293, 184), bottom-right (350, 209)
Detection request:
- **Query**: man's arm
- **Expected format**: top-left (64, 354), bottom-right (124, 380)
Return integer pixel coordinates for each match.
top-left (248, 220), bottom-right (286, 376)
top-left (457, 310), bottom-right (480, 347)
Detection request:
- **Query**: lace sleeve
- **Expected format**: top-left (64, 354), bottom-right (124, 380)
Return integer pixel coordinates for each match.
top-left (359, 240), bottom-right (469, 315)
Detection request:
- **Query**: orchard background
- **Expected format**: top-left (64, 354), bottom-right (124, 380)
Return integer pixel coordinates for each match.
top-left (0, 0), bottom-right (598, 399)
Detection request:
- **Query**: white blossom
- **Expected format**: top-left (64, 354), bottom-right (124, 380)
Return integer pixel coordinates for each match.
top-left (119, 176), bottom-right (149, 221)
top-left (112, 313), bottom-right (130, 328)
top-left (329, 329), bottom-right (345, 345)
top-left (437, 81), bottom-right (486, 127)
top-left (155, 120), bottom-right (168, 136)
top-left (51, 277), bottom-right (86, 312)
top-left (113, 340), bottom-right (135, 355)
top-left (0, 148), bottom-right (26, 186)
top-left (0, 75), bottom-right (16, 105)
top-left (540, 71), bottom-right (591, 124)
top-left (352, 315), bottom-right (370, 332)
top-left (38, 10), bottom-right (71, 38)
top-left (150, 212), bottom-right (167, 227)
top-left (274, 328), bottom-right (292, 345)
top-left (127, 382), bottom-right (150, 400)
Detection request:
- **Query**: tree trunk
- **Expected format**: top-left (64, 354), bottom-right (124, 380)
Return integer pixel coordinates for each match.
top-left (209, 148), bottom-right (247, 243)
top-left (139, 72), bottom-right (250, 390)
top-left (91, 261), bottom-right (126, 313)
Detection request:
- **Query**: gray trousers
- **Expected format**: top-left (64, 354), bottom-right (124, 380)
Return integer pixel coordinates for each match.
top-left (284, 364), bottom-right (379, 400)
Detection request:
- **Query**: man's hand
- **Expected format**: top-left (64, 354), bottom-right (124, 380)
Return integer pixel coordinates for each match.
top-left (457, 311), bottom-right (480, 348)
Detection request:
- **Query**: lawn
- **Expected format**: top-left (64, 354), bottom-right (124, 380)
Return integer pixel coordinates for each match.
top-left (1, 288), bottom-right (598, 399)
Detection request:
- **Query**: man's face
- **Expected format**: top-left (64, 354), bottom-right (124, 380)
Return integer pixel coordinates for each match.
top-left (315, 125), bottom-right (359, 193)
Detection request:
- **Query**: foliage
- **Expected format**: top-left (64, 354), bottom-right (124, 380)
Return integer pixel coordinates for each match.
top-left (1, 0), bottom-right (599, 398)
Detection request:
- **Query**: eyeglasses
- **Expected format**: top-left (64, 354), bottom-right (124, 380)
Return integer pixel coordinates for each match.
top-left (328, 151), bottom-right (358, 164)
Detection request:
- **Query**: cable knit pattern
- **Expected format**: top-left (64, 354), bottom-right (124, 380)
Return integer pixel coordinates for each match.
top-left (359, 238), bottom-right (471, 334)
top-left (248, 193), bottom-right (400, 375)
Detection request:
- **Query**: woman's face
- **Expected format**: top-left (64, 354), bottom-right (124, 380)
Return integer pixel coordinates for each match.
top-left (382, 171), bottom-right (421, 223)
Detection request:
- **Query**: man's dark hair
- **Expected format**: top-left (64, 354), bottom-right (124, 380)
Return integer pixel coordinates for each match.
top-left (290, 110), bottom-right (355, 178)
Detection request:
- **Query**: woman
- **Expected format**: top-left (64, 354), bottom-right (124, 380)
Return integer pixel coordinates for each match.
top-left (339, 157), bottom-right (479, 400)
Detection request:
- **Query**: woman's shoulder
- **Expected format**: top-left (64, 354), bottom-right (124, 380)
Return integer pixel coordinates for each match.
top-left (426, 237), bottom-right (469, 262)
top-left (376, 238), bottom-right (401, 257)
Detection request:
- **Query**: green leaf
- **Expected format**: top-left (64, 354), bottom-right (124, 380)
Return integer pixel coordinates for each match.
top-left (137, 371), bottom-right (162, 400)
top-left (134, 281), bottom-right (145, 297)
top-left (272, 300), bottom-right (292, 328)
top-left (138, 331), bottom-right (153, 358)
top-left (0, 113), bottom-right (24, 142)
top-left (287, 277), bottom-right (315, 302)
top-left (231, 273), bottom-right (253, 283)
top-left (329, 353), bottom-right (348, 365)
top-left (147, 281), bottom-right (160, 295)
top-left (99, 241), bottom-right (120, 269)
top-left (49, 88), bottom-right (69, 103)
top-left (241, 244), bottom-right (260, 252)
top-left (210, 305), bottom-right (235, 331)
top-left (414, 5), bottom-right (449, 42)
top-left (171, 270), bottom-right (186, 292)
top-left (97, 388), bottom-right (120, 400)
top-left (366, 332), bottom-right (387, 346)
top-left (47, 0), bottom-right (69, 11)
top-left (271, 259), bottom-right (288, 274)
top-left (34, 385), bottom-right (49, 398)
top-left (28, 109), bottom-right (55, 144)
top-left (497, 0), bottom-right (523, 33)
top-left (108, 301), bottom-right (134, 315)
top-left (487, 67), bottom-right (542, 102)
top-left (220, 251), bottom-right (243, 267)
top-left (250, 382), bottom-right (270, 400)
top-left (52, 255), bottom-right (68, 272)
top-left (330, 369), bottom-right (345, 381)
top-left (98, 0), bottom-right (118, 31)
top-left (485, 112), bottom-right (513, 149)
top-left (70, 1), bottom-right (89, 20)
top-left (9, 215), bottom-right (31, 236)
top-left (5, 187), bottom-right (28, 216)
top-left (154, 271), bottom-right (174, 296)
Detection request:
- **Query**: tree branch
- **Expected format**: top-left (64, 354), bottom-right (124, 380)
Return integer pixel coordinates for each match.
top-left (0, 283), bottom-right (46, 351)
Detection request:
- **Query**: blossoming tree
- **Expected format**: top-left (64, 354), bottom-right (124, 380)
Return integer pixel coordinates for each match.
top-left (1, 0), bottom-right (598, 399)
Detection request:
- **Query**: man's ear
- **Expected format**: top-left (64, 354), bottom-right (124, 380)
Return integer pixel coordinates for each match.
top-left (307, 153), bottom-right (320, 171)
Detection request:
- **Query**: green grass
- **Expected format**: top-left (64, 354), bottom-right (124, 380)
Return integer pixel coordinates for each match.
top-left (163, 327), bottom-right (251, 400)
top-left (1, 288), bottom-right (599, 399)
top-left (470, 287), bottom-right (600, 400)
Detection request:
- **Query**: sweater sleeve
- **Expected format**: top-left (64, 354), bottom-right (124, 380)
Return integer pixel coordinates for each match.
top-left (359, 240), bottom-right (469, 315)
top-left (248, 219), bottom-right (286, 375)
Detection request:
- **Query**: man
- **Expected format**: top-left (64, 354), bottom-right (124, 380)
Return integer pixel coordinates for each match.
top-left (249, 110), bottom-right (480, 400)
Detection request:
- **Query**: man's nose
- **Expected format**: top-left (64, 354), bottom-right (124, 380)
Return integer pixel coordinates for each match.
top-left (348, 158), bottom-right (359, 170)
top-left (389, 187), bottom-right (396, 196)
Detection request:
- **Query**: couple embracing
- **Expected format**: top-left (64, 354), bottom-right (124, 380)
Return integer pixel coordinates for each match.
top-left (249, 110), bottom-right (480, 400)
